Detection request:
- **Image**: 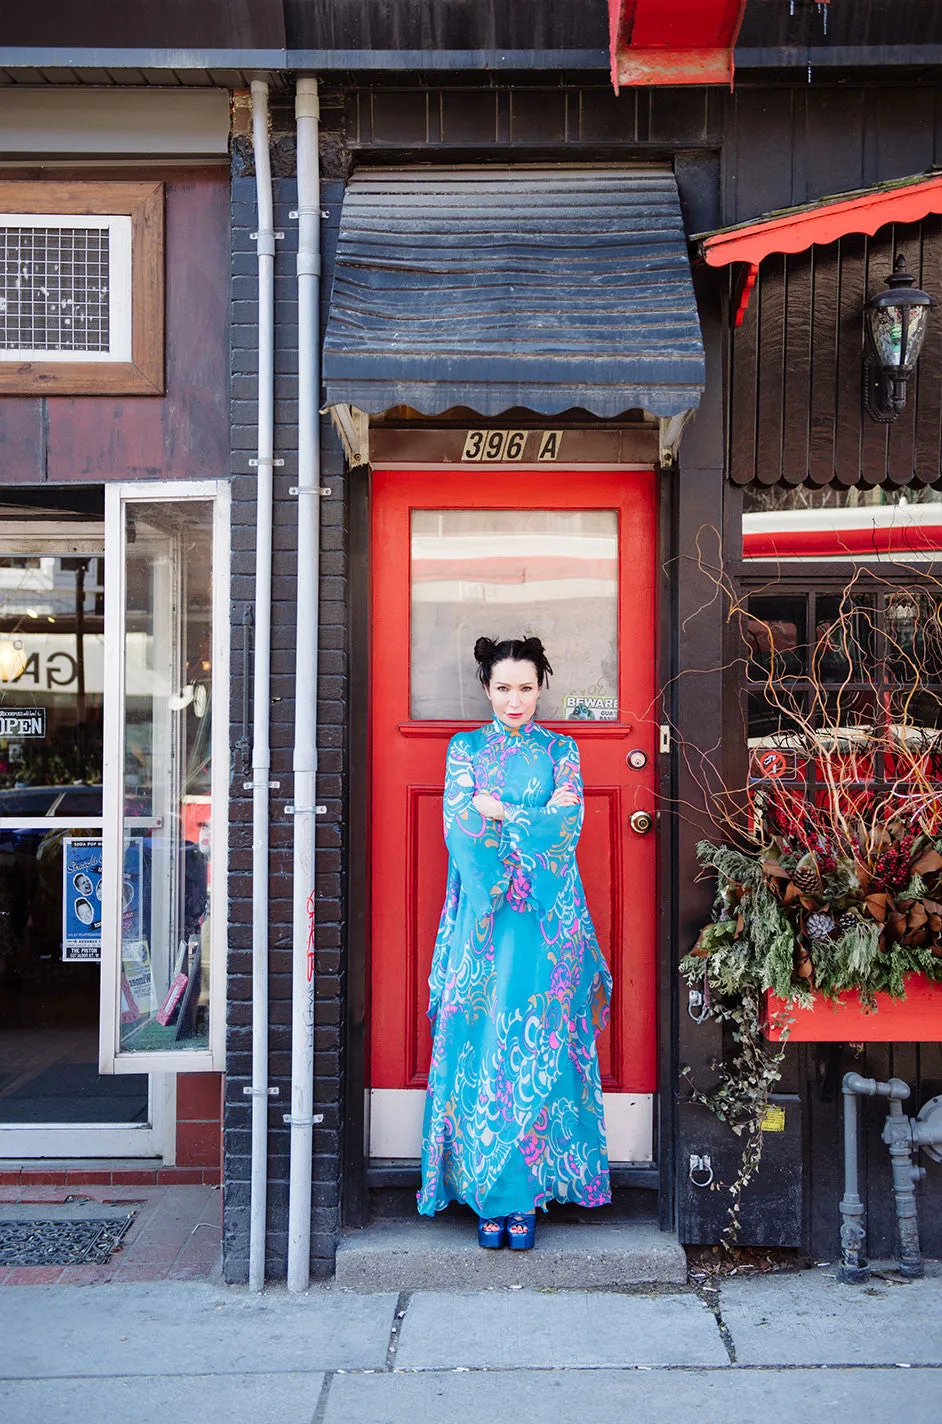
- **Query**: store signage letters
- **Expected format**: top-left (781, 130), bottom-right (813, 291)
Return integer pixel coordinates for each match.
top-left (0, 708), bottom-right (46, 737)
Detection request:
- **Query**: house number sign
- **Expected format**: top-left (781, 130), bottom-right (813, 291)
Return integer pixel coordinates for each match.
top-left (461, 430), bottom-right (563, 462)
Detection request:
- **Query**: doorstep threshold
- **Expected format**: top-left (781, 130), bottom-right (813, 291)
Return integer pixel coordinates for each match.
top-left (336, 1217), bottom-right (686, 1290)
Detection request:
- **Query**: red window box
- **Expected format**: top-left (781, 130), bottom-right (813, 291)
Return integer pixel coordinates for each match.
top-left (765, 976), bottom-right (942, 1042)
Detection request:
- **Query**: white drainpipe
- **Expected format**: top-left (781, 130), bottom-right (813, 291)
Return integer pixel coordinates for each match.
top-left (248, 76), bottom-right (276, 1295)
top-left (286, 75), bottom-right (323, 1293)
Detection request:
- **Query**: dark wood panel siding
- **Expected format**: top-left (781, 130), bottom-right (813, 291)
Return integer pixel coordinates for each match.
top-left (0, 171), bottom-right (230, 484)
top-left (724, 85), bottom-right (942, 223)
top-left (347, 83), bottom-right (724, 152)
top-left (728, 218), bottom-right (942, 486)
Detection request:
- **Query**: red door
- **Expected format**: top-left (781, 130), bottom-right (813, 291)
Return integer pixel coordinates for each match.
top-left (369, 467), bottom-right (658, 1160)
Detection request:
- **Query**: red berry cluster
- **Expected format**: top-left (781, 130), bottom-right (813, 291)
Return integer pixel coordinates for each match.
top-left (872, 833), bottom-right (915, 892)
top-left (817, 843), bottom-right (838, 874)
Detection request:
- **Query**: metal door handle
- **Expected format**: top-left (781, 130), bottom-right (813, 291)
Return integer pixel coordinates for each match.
top-left (630, 810), bottom-right (653, 835)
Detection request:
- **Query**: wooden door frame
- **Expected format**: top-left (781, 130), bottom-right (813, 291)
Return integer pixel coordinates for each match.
top-left (342, 459), bottom-right (674, 1227)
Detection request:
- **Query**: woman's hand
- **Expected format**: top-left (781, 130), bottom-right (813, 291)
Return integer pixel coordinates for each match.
top-left (472, 792), bottom-right (506, 821)
top-left (547, 787), bottom-right (580, 810)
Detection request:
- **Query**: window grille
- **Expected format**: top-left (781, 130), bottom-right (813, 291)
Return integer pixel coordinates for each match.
top-left (0, 215), bottom-right (130, 363)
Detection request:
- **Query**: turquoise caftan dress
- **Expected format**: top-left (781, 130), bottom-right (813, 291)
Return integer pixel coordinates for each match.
top-left (417, 715), bottom-right (612, 1218)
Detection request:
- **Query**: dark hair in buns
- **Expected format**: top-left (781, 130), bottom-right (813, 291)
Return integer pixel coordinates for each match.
top-left (473, 636), bottom-right (553, 689)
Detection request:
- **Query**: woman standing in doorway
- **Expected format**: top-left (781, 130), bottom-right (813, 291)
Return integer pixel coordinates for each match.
top-left (417, 635), bottom-right (612, 1248)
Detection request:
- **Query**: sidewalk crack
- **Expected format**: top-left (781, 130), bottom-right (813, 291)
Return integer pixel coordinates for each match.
top-left (385, 1289), bottom-right (412, 1371)
top-left (698, 1283), bottom-right (736, 1363)
top-left (311, 1370), bottom-right (334, 1424)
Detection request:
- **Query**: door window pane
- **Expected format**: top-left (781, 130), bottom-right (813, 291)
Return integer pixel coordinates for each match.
top-left (118, 502), bottom-right (213, 1054)
top-left (0, 542), bottom-right (147, 1126)
top-left (0, 554), bottom-right (104, 798)
top-left (410, 509), bottom-right (619, 721)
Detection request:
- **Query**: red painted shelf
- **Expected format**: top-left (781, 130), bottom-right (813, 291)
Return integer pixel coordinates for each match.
top-left (765, 975), bottom-right (942, 1042)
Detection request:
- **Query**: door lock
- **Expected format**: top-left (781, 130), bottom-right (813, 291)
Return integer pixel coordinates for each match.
top-left (629, 810), bottom-right (653, 836)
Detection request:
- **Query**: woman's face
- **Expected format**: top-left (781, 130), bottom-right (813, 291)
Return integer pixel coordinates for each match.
top-left (484, 658), bottom-right (541, 728)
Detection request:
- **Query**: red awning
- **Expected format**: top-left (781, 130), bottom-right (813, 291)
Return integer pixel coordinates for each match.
top-left (699, 171), bottom-right (942, 269)
top-left (608, 0), bottom-right (748, 92)
top-left (696, 170), bottom-right (942, 327)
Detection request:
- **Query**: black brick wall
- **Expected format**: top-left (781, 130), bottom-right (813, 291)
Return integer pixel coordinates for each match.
top-left (224, 141), bottom-right (347, 1282)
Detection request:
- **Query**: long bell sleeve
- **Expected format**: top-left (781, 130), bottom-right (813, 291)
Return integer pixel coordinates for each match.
top-left (441, 733), bottom-right (509, 920)
top-left (497, 735), bottom-right (584, 912)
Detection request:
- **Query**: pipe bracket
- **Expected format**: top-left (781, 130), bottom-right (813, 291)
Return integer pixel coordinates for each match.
top-left (251, 230), bottom-right (284, 257)
top-left (283, 1113), bottom-right (325, 1127)
top-left (244, 1085), bottom-right (280, 1098)
top-left (288, 486), bottom-right (331, 496)
top-left (285, 804), bottom-right (327, 816)
top-left (250, 457), bottom-right (284, 469)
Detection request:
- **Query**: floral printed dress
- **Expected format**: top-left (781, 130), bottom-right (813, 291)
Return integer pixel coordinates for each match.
top-left (417, 716), bottom-right (612, 1219)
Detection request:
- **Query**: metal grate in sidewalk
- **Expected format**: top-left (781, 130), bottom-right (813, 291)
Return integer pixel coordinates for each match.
top-left (0, 1215), bottom-right (134, 1266)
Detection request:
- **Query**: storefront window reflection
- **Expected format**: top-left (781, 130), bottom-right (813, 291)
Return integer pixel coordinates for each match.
top-left (0, 542), bottom-right (148, 1126)
top-left (742, 485), bottom-right (942, 562)
top-left (118, 502), bottom-right (213, 1053)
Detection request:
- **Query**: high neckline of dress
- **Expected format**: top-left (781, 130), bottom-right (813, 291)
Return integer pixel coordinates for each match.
top-left (487, 714), bottom-right (538, 740)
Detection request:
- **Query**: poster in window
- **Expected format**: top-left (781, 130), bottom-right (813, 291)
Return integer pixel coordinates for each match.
top-left (62, 837), bottom-right (103, 961)
top-left (62, 835), bottom-right (143, 962)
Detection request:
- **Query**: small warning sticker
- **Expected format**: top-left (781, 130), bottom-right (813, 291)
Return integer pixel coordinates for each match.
top-left (760, 1105), bottom-right (786, 1133)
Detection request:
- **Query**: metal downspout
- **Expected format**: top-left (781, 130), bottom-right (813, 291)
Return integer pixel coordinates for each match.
top-left (248, 76), bottom-right (276, 1294)
top-left (286, 76), bottom-right (323, 1293)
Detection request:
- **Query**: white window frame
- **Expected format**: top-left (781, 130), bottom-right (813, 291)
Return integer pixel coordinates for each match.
top-left (0, 213), bottom-right (132, 363)
top-left (99, 479), bottom-right (229, 1075)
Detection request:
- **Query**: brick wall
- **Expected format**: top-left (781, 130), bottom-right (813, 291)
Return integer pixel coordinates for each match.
top-left (224, 146), bottom-right (347, 1281)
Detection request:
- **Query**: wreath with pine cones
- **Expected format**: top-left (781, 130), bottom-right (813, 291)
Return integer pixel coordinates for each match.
top-left (684, 828), bottom-right (942, 1011)
top-left (678, 829), bottom-right (942, 1247)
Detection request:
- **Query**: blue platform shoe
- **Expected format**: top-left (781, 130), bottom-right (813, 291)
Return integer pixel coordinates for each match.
top-left (477, 1216), bottom-right (506, 1248)
top-left (506, 1212), bottom-right (536, 1250)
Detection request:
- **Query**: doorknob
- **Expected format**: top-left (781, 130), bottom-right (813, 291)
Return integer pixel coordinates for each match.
top-left (630, 810), bottom-right (654, 836)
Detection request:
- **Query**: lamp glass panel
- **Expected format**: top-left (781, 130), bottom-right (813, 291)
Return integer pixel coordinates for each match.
top-left (868, 301), bottom-right (931, 370)
top-left (868, 304), bottom-right (907, 368)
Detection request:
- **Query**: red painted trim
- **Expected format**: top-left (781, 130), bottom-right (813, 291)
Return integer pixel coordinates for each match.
top-left (766, 976), bottom-right (942, 1042)
top-left (743, 524), bottom-right (942, 560)
top-left (702, 172), bottom-right (942, 268)
top-left (733, 262), bottom-right (759, 328)
top-left (608, 0), bottom-right (746, 92)
top-left (616, 47), bottom-right (734, 88)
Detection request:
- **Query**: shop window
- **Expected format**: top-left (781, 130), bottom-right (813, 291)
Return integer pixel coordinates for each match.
top-left (99, 482), bottom-right (229, 1074)
top-left (0, 181), bottom-right (164, 396)
top-left (742, 585), bottom-right (942, 833)
top-left (742, 484), bottom-right (942, 563)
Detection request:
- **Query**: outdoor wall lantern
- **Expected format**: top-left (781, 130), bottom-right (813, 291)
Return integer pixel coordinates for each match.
top-left (864, 253), bottom-right (936, 423)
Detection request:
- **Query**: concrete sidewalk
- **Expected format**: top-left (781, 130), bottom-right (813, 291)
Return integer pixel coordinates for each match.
top-left (1, 1263), bottom-right (941, 1423)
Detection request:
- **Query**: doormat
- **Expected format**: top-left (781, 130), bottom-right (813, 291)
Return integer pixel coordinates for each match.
top-left (0, 1214), bottom-right (134, 1266)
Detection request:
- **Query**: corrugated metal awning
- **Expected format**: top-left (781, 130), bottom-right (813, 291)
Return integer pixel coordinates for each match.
top-left (321, 167), bottom-right (705, 420)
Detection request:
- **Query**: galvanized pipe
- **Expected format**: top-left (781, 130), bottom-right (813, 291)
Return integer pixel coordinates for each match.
top-left (286, 75), bottom-right (323, 1294)
top-left (882, 1089), bottom-right (924, 1279)
top-left (838, 1072), bottom-right (869, 1282)
top-left (840, 1072), bottom-right (922, 1283)
top-left (248, 76), bottom-right (276, 1294)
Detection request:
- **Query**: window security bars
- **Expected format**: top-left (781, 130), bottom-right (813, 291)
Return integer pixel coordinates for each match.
top-left (0, 224), bottom-right (110, 356)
